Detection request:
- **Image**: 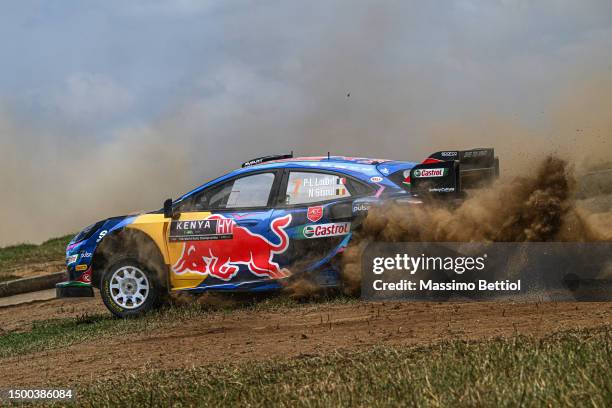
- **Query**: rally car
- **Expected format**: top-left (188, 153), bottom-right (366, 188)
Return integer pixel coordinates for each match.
top-left (57, 149), bottom-right (499, 317)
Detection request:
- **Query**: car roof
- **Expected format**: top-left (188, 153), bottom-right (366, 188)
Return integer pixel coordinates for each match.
top-left (266, 156), bottom-right (390, 165)
top-left (230, 156), bottom-right (390, 177)
top-left (176, 156), bottom-right (416, 203)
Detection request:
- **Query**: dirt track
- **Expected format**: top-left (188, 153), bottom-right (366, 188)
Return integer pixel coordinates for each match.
top-left (5, 260), bottom-right (65, 279)
top-left (1, 297), bottom-right (610, 387)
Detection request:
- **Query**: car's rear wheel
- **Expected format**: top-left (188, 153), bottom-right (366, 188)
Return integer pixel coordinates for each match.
top-left (101, 259), bottom-right (162, 318)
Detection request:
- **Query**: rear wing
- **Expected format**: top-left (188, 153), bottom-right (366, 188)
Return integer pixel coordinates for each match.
top-left (409, 148), bottom-right (499, 197)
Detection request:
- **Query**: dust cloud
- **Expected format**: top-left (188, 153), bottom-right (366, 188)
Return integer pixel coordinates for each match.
top-left (341, 155), bottom-right (611, 295)
top-left (0, 112), bottom-right (194, 246)
top-left (2, 2), bottom-right (612, 248)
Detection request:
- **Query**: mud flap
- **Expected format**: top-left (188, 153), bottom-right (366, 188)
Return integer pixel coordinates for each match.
top-left (56, 282), bottom-right (94, 298)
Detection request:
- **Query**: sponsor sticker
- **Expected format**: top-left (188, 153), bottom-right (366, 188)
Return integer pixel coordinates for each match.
top-left (370, 176), bottom-right (383, 183)
top-left (96, 230), bottom-right (107, 243)
top-left (440, 151), bottom-right (458, 157)
top-left (307, 206), bottom-right (323, 222)
top-left (67, 254), bottom-right (78, 265)
top-left (243, 158), bottom-right (264, 166)
top-left (172, 214), bottom-right (292, 281)
top-left (412, 168), bottom-right (447, 178)
top-left (429, 187), bottom-right (455, 193)
top-left (170, 217), bottom-right (234, 242)
top-left (464, 150), bottom-right (488, 158)
top-left (302, 222), bottom-right (351, 239)
top-left (353, 203), bottom-right (370, 213)
top-left (75, 264), bottom-right (88, 272)
top-left (78, 269), bottom-right (92, 283)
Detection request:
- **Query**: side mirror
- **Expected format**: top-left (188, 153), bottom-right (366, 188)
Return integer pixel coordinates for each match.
top-left (163, 198), bottom-right (173, 219)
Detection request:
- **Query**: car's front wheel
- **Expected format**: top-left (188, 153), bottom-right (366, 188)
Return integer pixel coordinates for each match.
top-left (101, 259), bottom-right (162, 318)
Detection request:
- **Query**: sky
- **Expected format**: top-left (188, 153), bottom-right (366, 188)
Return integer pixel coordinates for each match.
top-left (1, 0), bottom-right (612, 245)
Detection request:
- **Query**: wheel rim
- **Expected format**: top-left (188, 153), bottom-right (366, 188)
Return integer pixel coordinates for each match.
top-left (109, 265), bottom-right (150, 309)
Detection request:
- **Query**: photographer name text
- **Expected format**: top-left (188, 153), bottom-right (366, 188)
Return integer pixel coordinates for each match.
top-left (371, 254), bottom-right (520, 292)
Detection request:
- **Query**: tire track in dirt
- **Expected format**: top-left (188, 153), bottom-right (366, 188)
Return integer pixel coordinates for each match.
top-left (0, 296), bottom-right (106, 333)
top-left (1, 298), bottom-right (610, 387)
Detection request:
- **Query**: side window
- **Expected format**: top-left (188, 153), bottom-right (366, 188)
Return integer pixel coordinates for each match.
top-left (178, 172), bottom-right (275, 211)
top-left (286, 172), bottom-right (351, 205)
top-left (226, 173), bottom-right (275, 208)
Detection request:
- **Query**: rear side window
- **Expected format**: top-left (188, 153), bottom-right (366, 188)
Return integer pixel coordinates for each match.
top-left (286, 172), bottom-right (351, 205)
top-left (348, 178), bottom-right (376, 195)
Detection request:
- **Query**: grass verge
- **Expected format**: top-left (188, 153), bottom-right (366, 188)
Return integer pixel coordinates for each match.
top-left (73, 326), bottom-right (611, 407)
top-left (0, 235), bottom-right (73, 278)
top-left (0, 274), bottom-right (21, 283)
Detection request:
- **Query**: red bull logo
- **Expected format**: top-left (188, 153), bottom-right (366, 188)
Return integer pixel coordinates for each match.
top-left (172, 214), bottom-right (292, 281)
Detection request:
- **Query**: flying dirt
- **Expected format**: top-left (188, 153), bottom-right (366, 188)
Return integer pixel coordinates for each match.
top-left (341, 155), bottom-right (611, 295)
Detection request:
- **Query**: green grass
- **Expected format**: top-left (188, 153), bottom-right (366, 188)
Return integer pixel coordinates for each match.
top-left (2, 301), bottom-right (608, 407)
top-left (71, 327), bottom-right (611, 408)
top-left (0, 295), bottom-right (355, 359)
top-left (0, 235), bottom-right (73, 278)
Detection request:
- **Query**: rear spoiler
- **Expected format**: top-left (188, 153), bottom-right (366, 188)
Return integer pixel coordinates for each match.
top-left (408, 148), bottom-right (499, 197)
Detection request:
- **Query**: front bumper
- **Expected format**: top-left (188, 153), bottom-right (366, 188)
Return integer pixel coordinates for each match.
top-left (56, 281), bottom-right (94, 298)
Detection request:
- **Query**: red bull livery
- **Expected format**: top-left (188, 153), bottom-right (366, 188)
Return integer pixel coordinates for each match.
top-left (172, 214), bottom-right (292, 280)
top-left (57, 149), bottom-right (499, 317)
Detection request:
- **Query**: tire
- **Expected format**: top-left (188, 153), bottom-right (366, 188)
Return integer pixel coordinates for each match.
top-left (100, 258), bottom-right (162, 318)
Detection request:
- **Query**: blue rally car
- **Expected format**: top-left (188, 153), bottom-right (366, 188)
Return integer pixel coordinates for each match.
top-left (57, 149), bottom-right (498, 317)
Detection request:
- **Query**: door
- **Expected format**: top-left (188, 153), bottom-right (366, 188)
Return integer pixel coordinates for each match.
top-left (272, 170), bottom-right (369, 278)
top-left (167, 170), bottom-right (284, 290)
